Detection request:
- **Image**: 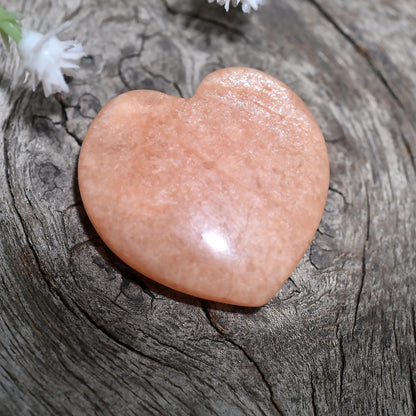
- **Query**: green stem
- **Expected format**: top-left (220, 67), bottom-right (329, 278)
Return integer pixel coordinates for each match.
top-left (0, 6), bottom-right (22, 49)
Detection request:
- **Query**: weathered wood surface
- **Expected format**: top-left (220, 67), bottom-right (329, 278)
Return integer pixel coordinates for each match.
top-left (1, 0), bottom-right (415, 414)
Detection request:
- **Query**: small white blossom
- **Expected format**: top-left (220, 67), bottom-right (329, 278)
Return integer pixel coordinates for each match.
top-left (208, 0), bottom-right (264, 13)
top-left (14, 22), bottom-right (85, 97)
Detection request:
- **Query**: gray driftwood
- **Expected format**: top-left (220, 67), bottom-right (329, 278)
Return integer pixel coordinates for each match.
top-left (1, 0), bottom-right (415, 415)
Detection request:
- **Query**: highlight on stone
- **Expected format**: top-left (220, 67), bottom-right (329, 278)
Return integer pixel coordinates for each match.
top-left (78, 67), bottom-right (330, 307)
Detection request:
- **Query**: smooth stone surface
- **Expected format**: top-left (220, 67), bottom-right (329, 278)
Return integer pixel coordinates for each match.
top-left (78, 67), bottom-right (329, 307)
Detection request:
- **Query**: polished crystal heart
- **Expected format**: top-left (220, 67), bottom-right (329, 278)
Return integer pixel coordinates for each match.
top-left (78, 68), bottom-right (329, 307)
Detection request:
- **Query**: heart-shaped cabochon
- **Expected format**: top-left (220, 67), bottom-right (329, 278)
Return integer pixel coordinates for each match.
top-left (78, 67), bottom-right (329, 307)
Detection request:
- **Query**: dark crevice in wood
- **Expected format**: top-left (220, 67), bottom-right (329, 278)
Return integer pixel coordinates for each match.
top-left (409, 360), bottom-right (416, 415)
top-left (316, 226), bottom-right (336, 239)
top-left (325, 137), bottom-right (344, 144)
top-left (76, 93), bottom-right (101, 120)
top-left (142, 329), bottom-right (212, 369)
top-left (106, 293), bottom-right (132, 313)
top-left (310, 373), bottom-right (318, 416)
top-left (307, 0), bottom-right (405, 111)
top-left (392, 317), bottom-right (400, 359)
top-left (201, 301), bottom-right (285, 416)
top-left (3, 123), bottom-right (47, 279)
top-left (365, 186), bottom-right (371, 242)
top-left (69, 237), bottom-right (101, 254)
top-left (118, 37), bottom-right (146, 90)
top-left (287, 276), bottom-right (300, 293)
top-left (410, 305), bottom-right (416, 414)
top-left (160, 0), bottom-right (249, 41)
top-left (63, 4), bottom-right (82, 21)
top-left (174, 82), bottom-right (184, 98)
top-left (112, 288), bottom-right (124, 304)
top-left (71, 299), bottom-right (185, 376)
top-left (141, 65), bottom-right (184, 98)
top-left (309, 247), bottom-right (320, 270)
top-left (55, 94), bottom-right (82, 146)
top-left (23, 188), bottom-right (47, 223)
top-left (133, 276), bottom-right (156, 301)
top-left (337, 324), bottom-right (346, 404)
top-left (59, 201), bottom-right (83, 215)
top-left (143, 66), bottom-right (174, 86)
top-left (353, 185), bottom-right (370, 333)
top-left (32, 114), bottom-right (62, 127)
top-left (400, 131), bottom-right (416, 176)
top-left (201, 301), bottom-right (227, 335)
top-left (102, 14), bottom-right (139, 25)
top-left (328, 186), bottom-right (348, 206)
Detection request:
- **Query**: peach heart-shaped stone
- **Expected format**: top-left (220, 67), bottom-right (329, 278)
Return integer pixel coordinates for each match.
top-left (78, 67), bottom-right (329, 307)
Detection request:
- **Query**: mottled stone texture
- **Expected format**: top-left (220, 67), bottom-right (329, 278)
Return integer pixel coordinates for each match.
top-left (79, 68), bottom-right (329, 306)
top-left (1, 0), bottom-right (416, 415)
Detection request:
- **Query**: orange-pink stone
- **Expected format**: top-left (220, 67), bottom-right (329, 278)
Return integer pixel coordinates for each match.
top-left (78, 67), bottom-right (329, 307)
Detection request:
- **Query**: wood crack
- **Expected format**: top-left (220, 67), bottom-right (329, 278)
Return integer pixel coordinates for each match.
top-left (410, 362), bottom-right (416, 414)
top-left (3, 120), bottom-right (48, 278)
top-left (2, 125), bottom-right (170, 382)
top-left (409, 305), bottom-right (416, 413)
top-left (400, 130), bottom-right (416, 176)
top-left (118, 37), bottom-right (146, 90)
top-left (71, 299), bottom-right (188, 377)
top-left (56, 94), bottom-right (82, 146)
top-left (307, 0), bottom-right (404, 111)
top-left (63, 4), bottom-right (82, 22)
top-left (201, 301), bottom-right (285, 416)
top-left (160, 0), bottom-right (248, 40)
top-left (310, 373), bottom-right (318, 416)
top-left (309, 247), bottom-right (320, 270)
top-left (328, 186), bottom-right (348, 206)
top-left (336, 324), bottom-right (346, 405)
top-left (352, 184), bottom-right (370, 333)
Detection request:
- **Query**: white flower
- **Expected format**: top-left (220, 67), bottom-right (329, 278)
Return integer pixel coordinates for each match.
top-left (14, 21), bottom-right (85, 97)
top-left (208, 0), bottom-right (264, 13)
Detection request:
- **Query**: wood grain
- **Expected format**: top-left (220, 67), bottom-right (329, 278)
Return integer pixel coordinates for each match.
top-left (1, 0), bottom-right (415, 414)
